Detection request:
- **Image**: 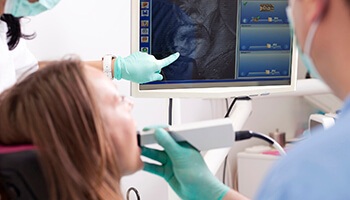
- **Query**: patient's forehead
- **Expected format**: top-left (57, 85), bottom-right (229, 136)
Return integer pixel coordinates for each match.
top-left (84, 65), bottom-right (120, 99)
top-left (84, 65), bottom-right (116, 84)
top-left (84, 65), bottom-right (107, 80)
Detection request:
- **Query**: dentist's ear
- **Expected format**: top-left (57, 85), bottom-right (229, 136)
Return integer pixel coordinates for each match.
top-left (306, 0), bottom-right (329, 23)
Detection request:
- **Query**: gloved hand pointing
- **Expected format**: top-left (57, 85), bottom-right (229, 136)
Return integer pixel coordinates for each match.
top-left (114, 52), bottom-right (180, 84)
top-left (142, 128), bottom-right (230, 200)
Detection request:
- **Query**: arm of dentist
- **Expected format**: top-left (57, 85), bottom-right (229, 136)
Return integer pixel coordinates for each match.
top-left (39, 52), bottom-right (179, 84)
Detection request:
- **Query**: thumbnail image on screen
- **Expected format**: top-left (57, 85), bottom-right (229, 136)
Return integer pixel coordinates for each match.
top-left (139, 0), bottom-right (292, 90)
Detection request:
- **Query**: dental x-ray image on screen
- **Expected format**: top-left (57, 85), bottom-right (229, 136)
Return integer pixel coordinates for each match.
top-left (151, 0), bottom-right (237, 81)
top-left (137, 0), bottom-right (293, 92)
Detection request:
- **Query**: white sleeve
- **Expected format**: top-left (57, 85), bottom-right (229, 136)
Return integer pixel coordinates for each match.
top-left (10, 38), bottom-right (39, 81)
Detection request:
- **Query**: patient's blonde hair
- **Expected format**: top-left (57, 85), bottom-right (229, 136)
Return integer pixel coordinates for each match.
top-left (0, 59), bottom-right (123, 200)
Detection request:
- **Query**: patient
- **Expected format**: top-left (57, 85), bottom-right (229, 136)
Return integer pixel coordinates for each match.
top-left (0, 59), bottom-right (143, 200)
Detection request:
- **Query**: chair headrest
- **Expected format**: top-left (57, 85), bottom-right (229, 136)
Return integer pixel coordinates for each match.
top-left (0, 145), bottom-right (48, 200)
top-left (0, 145), bottom-right (36, 154)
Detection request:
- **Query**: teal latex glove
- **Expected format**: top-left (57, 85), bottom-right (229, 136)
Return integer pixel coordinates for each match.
top-left (114, 52), bottom-right (180, 84)
top-left (142, 127), bottom-right (230, 200)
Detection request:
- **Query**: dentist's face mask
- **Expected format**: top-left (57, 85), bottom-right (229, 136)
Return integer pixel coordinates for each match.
top-left (4, 0), bottom-right (60, 17)
top-left (286, 1), bottom-right (322, 79)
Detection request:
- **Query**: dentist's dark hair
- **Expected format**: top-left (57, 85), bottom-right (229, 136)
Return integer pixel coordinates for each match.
top-left (0, 14), bottom-right (35, 50)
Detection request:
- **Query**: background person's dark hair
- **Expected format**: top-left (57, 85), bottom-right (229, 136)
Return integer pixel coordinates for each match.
top-left (0, 14), bottom-right (35, 51)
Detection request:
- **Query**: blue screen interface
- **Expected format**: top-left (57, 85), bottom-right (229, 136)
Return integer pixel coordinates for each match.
top-left (139, 0), bottom-right (292, 89)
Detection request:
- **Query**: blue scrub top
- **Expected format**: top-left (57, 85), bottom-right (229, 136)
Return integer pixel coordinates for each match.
top-left (256, 96), bottom-right (350, 199)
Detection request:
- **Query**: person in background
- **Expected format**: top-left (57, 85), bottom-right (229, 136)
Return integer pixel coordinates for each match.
top-left (0, 0), bottom-right (179, 94)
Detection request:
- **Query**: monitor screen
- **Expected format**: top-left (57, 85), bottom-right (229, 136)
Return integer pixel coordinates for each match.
top-left (131, 0), bottom-right (297, 98)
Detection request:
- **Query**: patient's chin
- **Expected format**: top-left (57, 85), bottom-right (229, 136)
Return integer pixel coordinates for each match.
top-left (121, 157), bottom-right (144, 176)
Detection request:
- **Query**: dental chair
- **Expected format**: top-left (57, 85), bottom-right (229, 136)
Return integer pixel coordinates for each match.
top-left (0, 145), bottom-right (48, 200)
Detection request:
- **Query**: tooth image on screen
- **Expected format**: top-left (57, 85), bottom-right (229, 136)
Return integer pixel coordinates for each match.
top-left (260, 4), bottom-right (274, 12)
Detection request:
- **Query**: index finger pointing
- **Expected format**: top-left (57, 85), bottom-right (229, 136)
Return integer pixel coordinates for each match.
top-left (156, 52), bottom-right (180, 70)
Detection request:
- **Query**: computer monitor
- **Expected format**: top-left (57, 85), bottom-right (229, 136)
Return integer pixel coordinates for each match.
top-left (131, 0), bottom-right (297, 98)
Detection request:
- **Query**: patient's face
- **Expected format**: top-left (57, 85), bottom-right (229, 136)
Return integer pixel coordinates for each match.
top-left (85, 66), bottom-right (143, 176)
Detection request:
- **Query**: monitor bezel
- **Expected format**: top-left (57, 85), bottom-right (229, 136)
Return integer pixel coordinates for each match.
top-left (130, 0), bottom-right (298, 99)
